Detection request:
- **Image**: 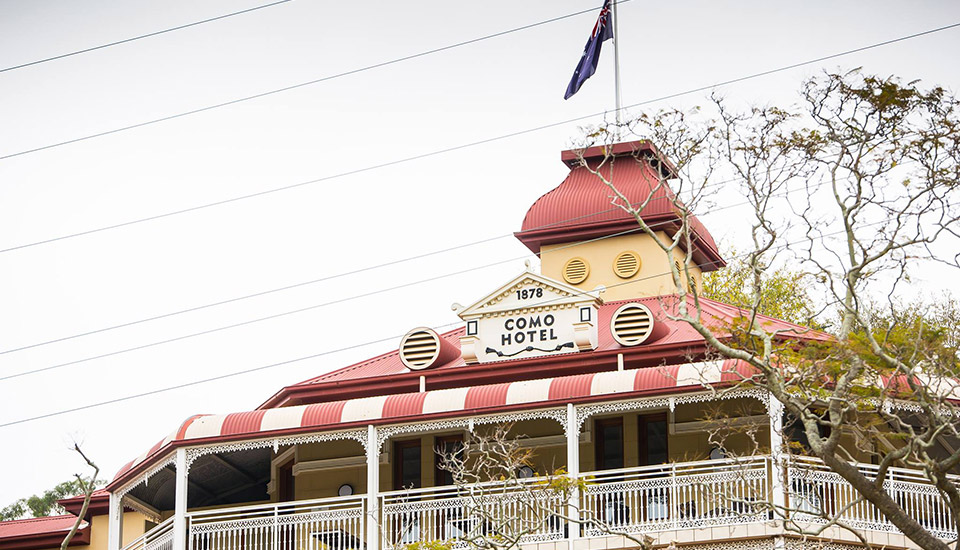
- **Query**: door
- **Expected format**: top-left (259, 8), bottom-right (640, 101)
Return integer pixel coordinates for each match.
top-left (638, 414), bottom-right (669, 520)
top-left (394, 439), bottom-right (422, 543)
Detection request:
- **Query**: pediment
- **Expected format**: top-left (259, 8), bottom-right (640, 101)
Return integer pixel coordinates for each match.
top-left (457, 270), bottom-right (603, 320)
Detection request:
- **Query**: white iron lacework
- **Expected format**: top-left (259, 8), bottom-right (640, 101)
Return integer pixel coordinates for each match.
top-left (376, 408), bottom-right (567, 452)
top-left (122, 497), bottom-right (162, 523)
top-left (785, 541), bottom-right (868, 550)
top-left (115, 454), bottom-right (176, 501)
top-left (189, 508), bottom-right (363, 535)
top-left (185, 429), bottom-right (368, 471)
top-left (666, 539), bottom-right (775, 550)
top-left (575, 388), bottom-right (770, 432)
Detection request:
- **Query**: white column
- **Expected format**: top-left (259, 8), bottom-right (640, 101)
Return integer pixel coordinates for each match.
top-left (107, 491), bottom-right (123, 550)
top-left (172, 448), bottom-right (188, 550)
top-left (366, 425), bottom-right (380, 550)
top-left (566, 403), bottom-right (580, 541)
top-left (768, 392), bottom-right (786, 511)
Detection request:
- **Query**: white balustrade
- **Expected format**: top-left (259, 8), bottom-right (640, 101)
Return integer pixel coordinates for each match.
top-left (122, 516), bottom-right (175, 550)
top-left (581, 457), bottom-right (770, 535)
top-left (123, 455), bottom-right (960, 550)
top-left (787, 456), bottom-right (957, 539)
top-left (187, 495), bottom-right (366, 550)
top-left (380, 480), bottom-right (567, 548)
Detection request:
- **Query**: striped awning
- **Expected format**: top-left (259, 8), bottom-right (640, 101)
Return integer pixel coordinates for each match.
top-left (114, 359), bottom-right (753, 483)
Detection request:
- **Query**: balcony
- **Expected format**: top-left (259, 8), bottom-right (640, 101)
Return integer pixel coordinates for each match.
top-left (124, 456), bottom-right (956, 550)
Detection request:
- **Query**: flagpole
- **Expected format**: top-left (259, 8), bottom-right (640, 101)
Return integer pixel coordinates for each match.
top-left (612, 0), bottom-right (623, 127)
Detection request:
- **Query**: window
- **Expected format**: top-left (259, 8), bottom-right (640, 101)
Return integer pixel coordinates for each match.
top-left (434, 435), bottom-right (464, 487)
top-left (638, 414), bottom-right (668, 466)
top-left (783, 412), bottom-right (830, 453)
top-left (595, 418), bottom-right (624, 470)
top-left (277, 458), bottom-right (295, 502)
top-left (394, 439), bottom-right (422, 490)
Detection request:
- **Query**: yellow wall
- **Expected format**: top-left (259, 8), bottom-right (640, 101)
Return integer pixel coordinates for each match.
top-left (540, 232), bottom-right (702, 301)
top-left (33, 511), bottom-right (149, 550)
top-left (293, 439), bottom-right (367, 501)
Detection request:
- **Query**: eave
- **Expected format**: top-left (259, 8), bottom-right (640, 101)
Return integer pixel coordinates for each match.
top-left (259, 338), bottom-right (712, 409)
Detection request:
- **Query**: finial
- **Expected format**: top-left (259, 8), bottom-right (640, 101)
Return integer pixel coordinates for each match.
top-left (450, 302), bottom-right (463, 312)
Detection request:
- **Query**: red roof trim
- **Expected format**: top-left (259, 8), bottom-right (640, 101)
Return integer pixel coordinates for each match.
top-left (382, 393), bottom-right (429, 418)
top-left (221, 410), bottom-right (268, 437)
top-left (549, 373), bottom-right (594, 400)
top-left (302, 401), bottom-right (346, 426)
top-left (464, 383), bottom-right (510, 409)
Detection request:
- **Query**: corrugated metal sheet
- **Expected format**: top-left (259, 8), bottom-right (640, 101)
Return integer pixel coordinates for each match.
top-left (0, 516), bottom-right (85, 539)
top-left (297, 296), bottom-right (826, 388)
top-left (114, 358), bottom-right (755, 482)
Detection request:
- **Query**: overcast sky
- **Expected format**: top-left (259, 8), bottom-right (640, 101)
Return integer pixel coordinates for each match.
top-left (0, 0), bottom-right (958, 506)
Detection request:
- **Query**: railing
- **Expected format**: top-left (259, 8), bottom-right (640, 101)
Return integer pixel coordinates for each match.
top-left (787, 456), bottom-right (957, 540)
top-left (123, 516), bottom-right (175, 550)
top-left (380, 479), bottom-right (567, 547)
top-left (581, 456), bottom-right (770, 535)
top-left (187, 495), bottom-right (365, 550)
top-left (125, 455), bottom-right (960, 550)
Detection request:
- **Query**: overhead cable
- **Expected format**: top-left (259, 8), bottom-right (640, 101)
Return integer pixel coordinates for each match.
top-left (2, 22), bottom-right (956, 253)
top-left (0, 216), bottom-right (887, 429)
top-left (0, 181), bottom-right (811, 381)
top-left (0, 1), bottom-right (294, 75)
top-left (0, 1), bottom-right (631, 161)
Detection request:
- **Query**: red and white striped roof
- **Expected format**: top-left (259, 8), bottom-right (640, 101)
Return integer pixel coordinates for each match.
top-left (114, 359), bottom-right (754, 484)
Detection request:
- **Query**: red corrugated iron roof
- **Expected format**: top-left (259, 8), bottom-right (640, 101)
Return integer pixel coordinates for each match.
top-left (112, 357), bottom-right (758, 486)
top-left (0, 516), bottom-right (81, 539)
top-left (291, 296), bottom-right (825, 387)
top-left (515, 140), bottom-right (723, 270)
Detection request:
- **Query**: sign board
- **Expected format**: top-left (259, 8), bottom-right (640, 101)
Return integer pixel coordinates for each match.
top-left (457, 271), bottom-right (602, 364)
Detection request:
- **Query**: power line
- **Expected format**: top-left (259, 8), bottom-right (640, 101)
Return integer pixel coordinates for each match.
top-left (0, 216), bottom-right (885, 429)
top-left (0, 182), bottom-right (802, 382)
top-left (0, 171), bottom-right (749, 356)
top-left (0, 1), bottom-right (629, 162)
top-left (0, 1), bottom-right (294, 74)
top-left (2, 21), bottom-right (956, 254)
top-left (0, 322), bottom-right (459, 429)
top-left (0, 144), bottom-right (921, 358)
top-left (0, 224), bottom-right (660, 382)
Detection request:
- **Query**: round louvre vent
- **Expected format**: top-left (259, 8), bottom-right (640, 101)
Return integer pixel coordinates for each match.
top-left (613, 251), bottom-right (641, 279)
top-left (610, 303), bottom-right (655, 346)
top-left (399, 328), bottom-right (442, 370)
top-left (563, 257), bottom-right (590, 285)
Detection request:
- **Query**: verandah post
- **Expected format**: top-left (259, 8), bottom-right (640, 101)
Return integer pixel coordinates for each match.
top-left (366, 425), bottom-right (381, 550)
top-left (768, 392), bottom-right (787, 514)
top-left (107, 491), bottom-right (124, 550)
top-left (566, 403), bottom-right (581, 541)
top-left (173, 448), bottom-right (188, 550)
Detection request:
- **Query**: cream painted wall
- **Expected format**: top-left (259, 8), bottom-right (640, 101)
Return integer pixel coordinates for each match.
top-left (540, 232), bottom-right (703, 301)
top-left (38, 511), bottom-right (149, 550)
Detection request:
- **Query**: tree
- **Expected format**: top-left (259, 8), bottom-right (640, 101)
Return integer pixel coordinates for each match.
top-left (60, 444), bottom-right (100, 550)
top-left (422, 425), bottom-right (653, 550)
top-left (572, 69), bottom-right (960, 550)
top-left (0, 473), bottom-right (105, 521)
top-left (701, 247), bottom-right (820, 327)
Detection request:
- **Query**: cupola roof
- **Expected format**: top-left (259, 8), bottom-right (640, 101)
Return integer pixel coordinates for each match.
top-left (515, 140), bottom-right (725, 271)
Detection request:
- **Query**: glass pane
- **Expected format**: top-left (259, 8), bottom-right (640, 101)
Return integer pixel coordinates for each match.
top-left (646, 420), bottom-right (668, 465)
top-left (401, 444), bottom-right (421, 489)
top-left (599, 422), bottom-right (624, 470)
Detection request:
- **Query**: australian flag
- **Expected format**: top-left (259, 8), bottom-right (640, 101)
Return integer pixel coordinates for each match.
top-left (564, 0), bottom-right (614, 99)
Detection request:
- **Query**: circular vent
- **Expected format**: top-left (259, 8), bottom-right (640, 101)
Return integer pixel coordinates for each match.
top-left (563, 257), bottom-right (590, 284)
top-left (613, 251), bottom-right (641, 279)
top-left (399, 328), bottom-right (442, 370)
top-left (610, 303), bottom-right (655, 346)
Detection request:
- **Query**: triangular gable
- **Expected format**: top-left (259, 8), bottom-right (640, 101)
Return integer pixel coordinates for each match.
top-left (458, 270), bottom-right (603, 319)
